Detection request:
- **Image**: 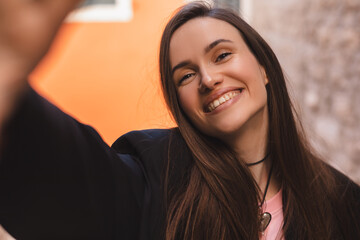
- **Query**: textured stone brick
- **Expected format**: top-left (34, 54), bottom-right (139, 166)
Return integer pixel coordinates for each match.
top-left (249, 0), bottom-right (360, 183)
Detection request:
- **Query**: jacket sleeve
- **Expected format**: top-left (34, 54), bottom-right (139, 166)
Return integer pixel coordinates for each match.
top-left (332, 168), bottom-right (360, 239)
top-left (0, 87), bottom-right (144, 240)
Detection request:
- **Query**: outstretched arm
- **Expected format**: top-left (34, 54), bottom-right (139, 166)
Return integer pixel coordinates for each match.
top-left (0, 1), bottom-right (144, 239)
top-left (0, 0), bottom-right (81, 132)
top-left (0, 88), bottom-right (144, 239)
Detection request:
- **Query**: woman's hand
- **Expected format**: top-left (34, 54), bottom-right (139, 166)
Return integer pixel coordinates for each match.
top-left (0, 0), bottom-right (82, 129)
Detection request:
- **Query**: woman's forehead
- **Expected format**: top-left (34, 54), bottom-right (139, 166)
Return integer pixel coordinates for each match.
top-left (169, 17), bottom-right (243, 65)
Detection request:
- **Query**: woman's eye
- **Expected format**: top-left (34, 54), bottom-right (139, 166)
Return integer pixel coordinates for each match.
top-left (178, 73), bottom-right (194, 85)
top-left (215, 52), bottom-right (232, 62)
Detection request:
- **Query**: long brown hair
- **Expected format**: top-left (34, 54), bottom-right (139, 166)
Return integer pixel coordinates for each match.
top-left (159, 2), bottom-right (357, 239)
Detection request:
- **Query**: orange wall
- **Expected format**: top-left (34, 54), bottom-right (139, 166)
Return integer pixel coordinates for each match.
top-left (30, 0), bottom-right (183, 145)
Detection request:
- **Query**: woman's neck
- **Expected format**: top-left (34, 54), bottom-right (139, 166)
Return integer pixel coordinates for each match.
top-left (247, 160), bottom-right (280, 200)
top-left (226, 108), bottom-right (280, 198)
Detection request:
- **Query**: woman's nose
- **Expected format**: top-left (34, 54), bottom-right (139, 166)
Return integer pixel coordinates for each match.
top-left (198, 69), bottom-right (223, 93)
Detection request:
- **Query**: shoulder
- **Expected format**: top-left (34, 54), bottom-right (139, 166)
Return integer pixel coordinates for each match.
top-left (111, 128), bottom-right (173, 156)
top-left (328, 165), bottom-right (360, 197)
top-left (322, 163), bottom-right (360, 205)
top-left (111, 128), bottom-right (183, 185)
top-left (110, 128), bottom-right (192, 183)
top-left (326, 164), bottom-right (360, 237)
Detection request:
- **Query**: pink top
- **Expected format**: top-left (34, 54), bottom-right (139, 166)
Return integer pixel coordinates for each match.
top-left (260, 189), bottom-right (284, 240)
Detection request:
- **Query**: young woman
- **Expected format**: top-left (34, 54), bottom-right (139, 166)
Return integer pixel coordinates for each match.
top-left (0, 1), bottom-right (359, 240)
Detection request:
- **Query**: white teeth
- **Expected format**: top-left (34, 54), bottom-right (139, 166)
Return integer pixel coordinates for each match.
top-left (219, 96), bottom-right (226, 104)
top-left (207, 90), bottom-right (241, 112)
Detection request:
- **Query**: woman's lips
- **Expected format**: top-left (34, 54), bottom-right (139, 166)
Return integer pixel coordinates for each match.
top-left (204, 89), bottom-right (243, 113)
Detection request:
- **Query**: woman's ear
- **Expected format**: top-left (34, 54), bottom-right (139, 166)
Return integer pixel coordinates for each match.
top-left (260, 66), bottom-right (269, 85)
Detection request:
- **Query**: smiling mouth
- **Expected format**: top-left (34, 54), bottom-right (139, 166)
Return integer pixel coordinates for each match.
top-left (205, 89), bottom-right (243, 113)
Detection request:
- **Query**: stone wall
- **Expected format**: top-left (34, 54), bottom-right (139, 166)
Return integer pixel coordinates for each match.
top-left (214, 0), bottom-right (240, 11)
top-left (248, 0), bottom-right (360, 183)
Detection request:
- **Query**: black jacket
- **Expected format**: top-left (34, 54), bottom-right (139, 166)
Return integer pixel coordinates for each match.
top-left (1, 88), bottom-right (359, 239)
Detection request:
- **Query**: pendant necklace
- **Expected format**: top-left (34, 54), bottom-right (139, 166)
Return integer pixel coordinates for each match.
top-left (246, 153), bottom-right (273, 234)
top-left (259, 161), bottom-right (273, 234)
top-left (246, 152), bottom-right (270, 166)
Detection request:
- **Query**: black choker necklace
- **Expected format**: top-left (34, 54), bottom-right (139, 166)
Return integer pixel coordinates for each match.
top-left (259, 162), bottom-right (273, 234)
top-left (246, 152), bottom-right (270, 166)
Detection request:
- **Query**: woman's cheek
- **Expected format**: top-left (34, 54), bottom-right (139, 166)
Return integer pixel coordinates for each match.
top-left (178, 88), bottom-right (196, 115)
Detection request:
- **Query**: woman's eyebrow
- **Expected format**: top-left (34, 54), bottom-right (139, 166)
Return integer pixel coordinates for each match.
top-left (171, 39), bottom-right (232, 75)
top-left (172, 60), bottom-right (191, 75)
top-left (204, 39), bottom-right (232, 54)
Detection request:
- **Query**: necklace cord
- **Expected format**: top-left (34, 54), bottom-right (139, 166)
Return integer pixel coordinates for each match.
top-left (246, 152), bottom-right (270, 166)
top-left (258, 159), bottom-right (274, 233)
top-left (261, 161), bottom-right (273, 206)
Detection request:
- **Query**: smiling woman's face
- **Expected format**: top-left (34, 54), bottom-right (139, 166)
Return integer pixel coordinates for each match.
top-left (169, 17), bottom-right (269, 143)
